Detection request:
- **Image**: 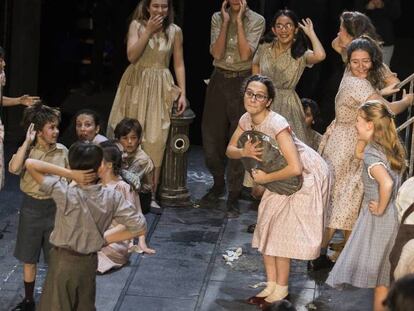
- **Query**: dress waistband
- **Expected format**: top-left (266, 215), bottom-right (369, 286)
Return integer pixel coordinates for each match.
top-left (214, 67), bottom-right (251, 78)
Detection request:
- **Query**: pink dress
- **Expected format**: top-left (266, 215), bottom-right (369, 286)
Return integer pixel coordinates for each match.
top-left (97, 178), bottom-right (141, 273)
top-left (240, 111), bottom-right (331, 260)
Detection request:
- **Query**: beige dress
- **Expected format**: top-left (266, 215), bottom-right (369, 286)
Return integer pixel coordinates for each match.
top-left (240, 111), bottom-right (330, 260)
top-left (107, 21), bottom-right (181, 167)
top-left (253, 42), bottom-right (312, 144)
top-left (318, 72), bottom-right (377, 231)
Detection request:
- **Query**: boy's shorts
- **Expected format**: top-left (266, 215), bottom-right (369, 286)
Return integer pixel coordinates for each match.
top-left (14, 194), bottom-right (56, 264)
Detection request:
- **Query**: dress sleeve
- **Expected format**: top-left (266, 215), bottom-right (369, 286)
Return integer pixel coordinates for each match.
top-left (238, 113), bottom-right (250, 131)
top-left (364, 145), bottom-right (388, 180)
top-left (271, 114), bottom-right (291, 137)
top-left (253, 43), bottom-right (263, 66)
top-left (347, 77), bottom-right (376, 103)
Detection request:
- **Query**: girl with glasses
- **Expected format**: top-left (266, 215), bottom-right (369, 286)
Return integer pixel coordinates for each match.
top-left (227, 75), bottom-right (330, 308)
top-left (252, 9), bottom-right (326, 145)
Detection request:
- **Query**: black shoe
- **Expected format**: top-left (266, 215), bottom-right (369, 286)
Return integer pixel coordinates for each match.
top-left (307, 254), bottom-right (335, 271)
top-left (12, 299), bottom-right (35, 311)
top-left (247, 223), bottom-right (256, 233)
top-left (226, 200), bottom-right (240, 218)
top-left (239, 187), bottom-right (260, 202)
top-left (200, 185), bottom-right (225, 204)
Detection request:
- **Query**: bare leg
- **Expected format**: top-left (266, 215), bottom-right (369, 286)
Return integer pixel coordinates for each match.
top-left (23, 263), bottom-right (36, 282)
top-left (265, 257), bottom-right (290, 302)
top-left (256, 255), bottom-right (277, 297)
top-left (151, 167), bottom-right (162, 212)
top-left (138, 235), bottom-right (156, 254)
top-left (321, 227), bottom-right (336, 249)
top-left (373, 286), bottom-right (388, 311)
top-left (275, 257), bottom-right (290, 286)
top-left (343, 230), bottom-right (352, 243)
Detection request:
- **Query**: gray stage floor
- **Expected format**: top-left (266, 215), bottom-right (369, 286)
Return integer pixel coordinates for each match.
top-left (0, 145), bottom-right (372, 311)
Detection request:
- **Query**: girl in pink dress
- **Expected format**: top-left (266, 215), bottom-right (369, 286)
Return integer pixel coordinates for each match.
top-left (98, 141), bottom-right (155, 274)
top-left (226, 75), bottom-right (330, 308)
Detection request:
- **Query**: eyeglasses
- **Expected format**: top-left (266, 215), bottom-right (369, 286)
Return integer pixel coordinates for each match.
top-left (245, 90), bottom-right (268, 103)
top-left (275, 23), bottom-right (294, 31)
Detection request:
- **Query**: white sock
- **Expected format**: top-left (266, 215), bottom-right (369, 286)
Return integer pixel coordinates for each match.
top-left (264, 284), bottom-right (288, 302)
top-left (256, 281), bottom-right (276, 298)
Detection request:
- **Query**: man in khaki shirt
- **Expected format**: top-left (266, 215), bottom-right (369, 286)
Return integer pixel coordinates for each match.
top-left (201, 0), bottom-right (264, 218)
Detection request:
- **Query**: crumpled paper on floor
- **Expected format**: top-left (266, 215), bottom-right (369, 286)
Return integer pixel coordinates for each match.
top-left (222, 247), bottom-right (242, 266)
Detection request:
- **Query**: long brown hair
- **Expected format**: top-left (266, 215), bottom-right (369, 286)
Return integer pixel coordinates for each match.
top-left (359, 100), bottom-right (406, 172)
top-left (346, 36), bottom-right (385, 90)
top-left (131, 0), bottom-right (174, 33)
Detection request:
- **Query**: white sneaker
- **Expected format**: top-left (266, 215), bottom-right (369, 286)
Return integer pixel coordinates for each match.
top-left (150, 199), bottom-right (162, 215)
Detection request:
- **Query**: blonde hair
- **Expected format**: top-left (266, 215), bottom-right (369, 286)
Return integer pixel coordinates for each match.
top-left (359, 100), bottom-right (406, 172)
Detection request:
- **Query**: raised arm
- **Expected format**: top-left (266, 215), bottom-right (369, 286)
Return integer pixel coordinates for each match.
top-left (8, 123), bottom-right (36, 174)
top-left (173, 27), bottom-right (187, 115)
top-left (210, 2), bottom-right (230, 60)
top-left (25, 159), bottom-right (95, 185)
top-left (126, 17), bottom-right (162, 64)
top-left (299, 18), bottom-right (326, 65)
top-left (235, 0), bottom-right (253, 61)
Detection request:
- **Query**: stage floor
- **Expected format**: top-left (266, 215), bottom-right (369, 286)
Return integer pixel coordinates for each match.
top-left (0, 145), bottom-right (372, 311)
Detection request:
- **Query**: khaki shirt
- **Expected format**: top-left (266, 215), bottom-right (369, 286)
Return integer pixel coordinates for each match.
top-left (210, 9), bottom-right (265, 71)
top-left (124, 147), bottom-right (154, 193)
top-left (40, 176), bottom-right (147, 254)
top-left (10, 143), bottom-right (68, 199)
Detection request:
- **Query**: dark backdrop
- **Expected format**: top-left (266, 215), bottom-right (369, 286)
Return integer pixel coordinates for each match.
top-left (1, 0), bottom-right (414, 144)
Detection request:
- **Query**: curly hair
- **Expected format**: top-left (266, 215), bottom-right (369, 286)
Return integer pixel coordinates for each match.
top-left (21, 101), bottom-right (60, 132)
top-left (346, 36), bottom-right (385, 89)
top-left (259, 9), bottom-right (308, 59)
top-left (359, 100), bottom-right (406, 172)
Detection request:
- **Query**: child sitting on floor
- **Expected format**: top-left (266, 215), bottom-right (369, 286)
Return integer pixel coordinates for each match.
top-left (97, 141), bottom-right (155, 273)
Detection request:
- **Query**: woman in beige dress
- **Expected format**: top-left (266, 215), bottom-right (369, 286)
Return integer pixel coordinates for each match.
top-left (310, 37), bottom-right (413, 270)
top-left (107, 0), bottom-right (186, 204)
top-left (252, 9), bottom-right (326, 144)
top-left (227, 75), bottom-right (330, 308)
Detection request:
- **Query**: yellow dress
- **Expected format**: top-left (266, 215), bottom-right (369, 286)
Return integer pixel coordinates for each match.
top-left (107, 21), bottom-right (181, 167)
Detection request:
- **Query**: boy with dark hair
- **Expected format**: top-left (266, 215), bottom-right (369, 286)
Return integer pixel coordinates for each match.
top-left (9, 103), bottom-right (67, 311)
top-left (25, 141), bottom-right (147, 310)
top-left (114, 117), bottom-right (157, 215)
